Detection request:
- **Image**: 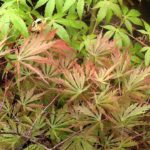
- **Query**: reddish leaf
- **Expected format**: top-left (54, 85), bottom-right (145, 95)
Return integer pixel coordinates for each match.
top-left (53, 40), bottom-right (73, 51)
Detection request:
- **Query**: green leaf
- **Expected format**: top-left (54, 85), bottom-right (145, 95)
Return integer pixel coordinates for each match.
top-left (143, 21), bottom-right (150, 32)
top-left (35, 0), bottom-right (48, 9)
top-left (56, 0), bottom-right (64, 12)
top-left (124, 20), bottom-right (132, 33)
top-left (114, 33), bottom-right (122, 47)
top-left (94, 1), bottom-right (104, 9)
top-left (123, 6), bottom-right (129, 14)
top-left (45, 0), bottom-right (55, 18)
top-left (128, 9), bottom-right (141, 17)
top-left (77, 0), bottom-right (84, 19)
top-left (138, 29), bottom-right (149, 35)
top-left (9, 13), bottom-right (29, 37)
top-left (104, 31), bottom-right (114, 39)
top-left (131, 56), bottom-right (141, 64)
top-left (145, 49), bottom-right (150, 66)
top-left (53, 23), bottom-right (70, 42)
top-left (68, 4), bottom-right (77, 16)
top-left (141, 46), bottom-right (150, 52)
top-left (122, 103), bottom-right (150, 121)
top-left (6, 54), bottom-right (17, 60)
top-left (86, 0), bottom-right (92, 6)
top-left (27, 0), bottom-right (33, 6)
top-left (97, 7), bottom-right (107, 23)
top-left (119, 31), bottom-right (130, 47)
top-left (128, 17), bottom-right (142, 26)
top-left (0, 14), bottom-right (10, 39)
top-left (103, 25), bottom-right (116, 31)
top-left (2, 0), bottom-right (16, 9)
top-left (111, 3), bottom-right (121, 17)
top-left (118, 0), bottom-right (123, 5)
top-left (62, 0), bottom-right (76, 12)
top-left (56, 18), bottom-right (84, 29)
top-left (105, 9), bottom-right (113, 23)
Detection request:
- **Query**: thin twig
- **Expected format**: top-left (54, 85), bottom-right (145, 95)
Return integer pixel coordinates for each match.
top-left (30, 94), bottom-right (59, 131)
top-left (127, 32), bottom-right (148, 47)
top-left (49, 130), bottom-right (82, 150)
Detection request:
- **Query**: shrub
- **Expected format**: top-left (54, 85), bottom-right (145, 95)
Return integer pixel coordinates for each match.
top-left (0, 31), bottom-right (150, 150)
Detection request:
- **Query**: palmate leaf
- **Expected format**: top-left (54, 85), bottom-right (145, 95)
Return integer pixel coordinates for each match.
top-left (18, 87), bottom-right (46, 112)
top-left (51, 65), bottom-right (90, 100)
top-left (94, 64), bottom-right (117, 84)
top-left (60, 135), bottom-right (96, 150)
top-left (123, 67), bottom-right (150, 101)
top-left (121, 103), bottom-right (150, 122)
top-left (14, 30), bottom-right (72, 82)
top-left (86, 33), bottom-right (115, 66)
top-left (58, 56), bottom-right (75, 70)
top-left (94, 86), bottom-right (119, 112)
top-left (74, 104), bottom-right (103, 132)
top-left (99, 134), bottom-right (120, 150)
top-left (122, 6), bottom-right (142, 33)
top-left (94, 0), bottom-right (122, 25)
top-left (0, 98), bottom-right (12, 118)
top-left (0, 116), bottom-right (46, 150)
top-left (15, 31), bottom-right (55, 82)
top-left (112, 50), bottom-right (132, 79)
top-left (112, 103), bottom-right (150, 128)
top-left (31, 115), bottom-right (46, 137)
top-left (99, 134), bottom-right (137, 150)
top-left (17, 33), bottom-right (54, 61)
top-left (18, 114), bottom-right (46, 138)
top-left (0, 134), bottom-right (22, 150)
top-left (104, 26), bottom-right (131, 48)
top-left (118, 137), bottom-right (137, 149)
top-left (0, 119), bottom-right (24, 149)
top-left (40, 63), bottom-right (58, 79)
top-left (46, 107), bottom-right (74, 142)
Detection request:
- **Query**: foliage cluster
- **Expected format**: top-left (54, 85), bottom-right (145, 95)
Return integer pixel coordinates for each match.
top-left (0, 30), bottom-right (150, 149)
top-left (0, 0), bottom-right (150, 150)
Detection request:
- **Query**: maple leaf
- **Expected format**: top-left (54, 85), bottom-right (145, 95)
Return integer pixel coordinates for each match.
top-left (51, 64), bottom-right (90, 100)
top-left (15, 31), bottom-right (73, 83)
top-left (86, 33), bottom-right (115, 66)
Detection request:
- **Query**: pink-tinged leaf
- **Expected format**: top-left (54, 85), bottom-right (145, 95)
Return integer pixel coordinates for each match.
top-left (85, 61), bottom-right (97, 79)
top-left (16, 61), bottom-right (21, 81)
top-left (20, 61), bottom-right (48, 84)
top-left (45, 30), bottom-right (57, 40)
top-left (23, 56), bottom-right (54, 65)
top-left (28, 104), bottom-right (44, 109)
top-left (53, 40), bottom-right (73, 51)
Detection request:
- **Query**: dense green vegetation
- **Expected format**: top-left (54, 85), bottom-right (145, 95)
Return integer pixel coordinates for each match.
top-left (0, 0), bottom-right (150, 150)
